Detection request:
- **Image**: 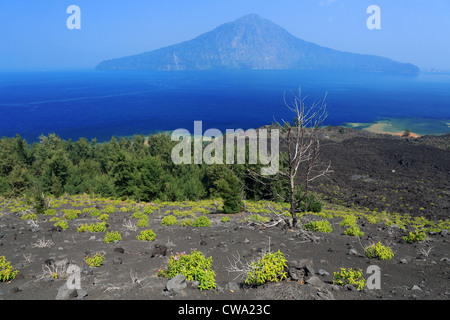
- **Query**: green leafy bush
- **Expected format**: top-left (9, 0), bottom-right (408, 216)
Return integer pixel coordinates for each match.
top-left (44, 209), bottom-right (57, 216)
top-left (104, 205), bottom-right (116, 214)
top-left (181, 218), bottom-right (194, 226)
top-left (243, 214), bottom-right (270, 224)
top-left (137, 218), bottom-right (149, 227)
top-left (340, 215), bottom-right (358, 227)
top-left (104, 231), bottom-right (122, 243)
top-left (158, 250), bottom-right (216, 290)
top-left (403, 230), bottom-right (427, 243)
top-left (21, 212), bottom-right (37, 220)
top-left (161, 215), bottom-right (178, 226)
top-left (220, 215), bottom-right (230, 222)
top-left (343, 226), bottom-right (364, 237)
top-left (77, 222), bottom-right (107, 233)
top-left (303, 220), bottom-right (332, 233)
top-left (0, 256), bottom-right (19, 282)
top-left (245, 250), bottom-right (288, 286)
top-left (85, 253), bottom-right (104, 267)
top-left (98, 213), bottom-right (109, 221)
top-left (137, 229), bottom-right (156, 241)
top-left (192, 215), bottom-right (212, 227)
top-left (62, 209), bottom-right (80, 220)
top-left (364, 241), bottom-right (394, 260)
top-left (54, 220), bottom-right (68, 230)
top-left (333, 267), bottom-right (366, 290)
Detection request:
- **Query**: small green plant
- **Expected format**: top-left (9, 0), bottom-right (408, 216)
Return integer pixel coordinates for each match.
top-left (21, 212), bottom-right (37, 220)
top-left (220, 215), bottom-right (230, 223)
top-left (245, 250), bottom-right (288, 286)
top-left (161, 215), bottom-right (178, 226)
top-left (244, 214), bottom-right (270, 224)
top-left (77, 222), bottom-right (107, 233)
top-left (343, 226), bottom-right (364, 237)
top-left (340, 215), bottom-right (357, 227)
top-left (54, 220), bottom-right (68, 230)
top-left (104, 205), bottom-right (116, 214)
top-left (403, 230), bottom-right (427, 243)
top-left (158, 250), bottom-right (216, 290)
top-left (181, 218), bottom-right (194, 226)
top-left (85, 252), bottom-right (105, 267)
top-left (104, 231), bottom-right (122, 243)
top-left (192, 215), bottom-right (212, 227)
top-left (0, 256), bottom-right (19, 282)
top-left (136, 218), bottom-right (149, 227)
top-left (98, 213), bottom-right (109, 221)
top-left (364, 241), bottom-right (394, 260)
top-left (333, 267), bottom-right (366, 290)
top-left (303, 220), bottom-right (332, 233)
top-left (44, 209), bottom-right (57, 216)
top-left (137, 229), bottom-right (156, 241)
top-left (62, 209), bottom-right (80, 220)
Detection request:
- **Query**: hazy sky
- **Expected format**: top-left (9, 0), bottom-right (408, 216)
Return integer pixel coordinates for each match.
top-left (1, 0), bottom-right (449, 71)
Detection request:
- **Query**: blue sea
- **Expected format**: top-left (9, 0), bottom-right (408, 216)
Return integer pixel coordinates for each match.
top-left (0, 70), bottom-right (449, 142)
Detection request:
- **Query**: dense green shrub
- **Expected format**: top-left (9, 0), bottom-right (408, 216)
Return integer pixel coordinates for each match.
top-left (192, 216), bottom-right (212, 227)
top-left (244, 250), bottom-right (288, 286)
top-left (136, 229), bottom-right (156, 241)
top-left (364, 241), bottom-right (394, 260)
top-left (161, 215), bottom-right (178, 226)
top-left (0, 256), bottom-right (19, 282)
top-left (104, 231), bottom-right (122, 243)
top-left (303, 220), bottom-right (332, 233)
top-left (158, 250), bottom-right (216, 290)
top-left (333, 268), bottom-right (366, 290)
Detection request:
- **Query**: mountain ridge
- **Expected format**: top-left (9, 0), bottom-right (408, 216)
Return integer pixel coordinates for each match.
top-left (96, 14), bottom-right (419, 74)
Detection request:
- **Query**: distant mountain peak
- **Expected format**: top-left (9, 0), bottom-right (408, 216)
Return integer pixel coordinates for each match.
top-left (96, 14), bottom-right (419, 74)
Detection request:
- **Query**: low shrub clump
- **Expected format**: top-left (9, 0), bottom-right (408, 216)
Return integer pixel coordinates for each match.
top-left (136, 229), bottom-right (156, 241)
top-left (158, 250), bottom-right (216, 290)
top-left (364, 241), bottom-right (394, 260)
top-left (245, 250), bottom-right (288, 286)
top-left (403, 230), bottom-right (427, 243)
top-left (333, 267), bottom-right (366, 290)
top-left (0, 256), bottom-right (19, 282)
top-left (85, 252), bottom-right (104, 267)
top-left (77, 222), bottom-right (107, 233)
top-left (343, 226), bottom-right (364, 237)
top-left (161, 215), bottom-right (178, 226)
top-left (303, 220), bottom-right (332, 233)
top-left (104, 231), bottom-right (122, 243)
top-left (192, 215), bottom-right (212, 227)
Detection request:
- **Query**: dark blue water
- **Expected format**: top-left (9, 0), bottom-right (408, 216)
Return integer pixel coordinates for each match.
top-left (0, 70), bottom-right (449, 142)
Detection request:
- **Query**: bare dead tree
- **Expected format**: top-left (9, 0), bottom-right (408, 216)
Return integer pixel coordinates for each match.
top-left (246, 88), bottom-right (332, 228)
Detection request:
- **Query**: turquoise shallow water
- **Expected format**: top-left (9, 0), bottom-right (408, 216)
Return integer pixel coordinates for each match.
top-left (0, 70), bottom-right (449, 142)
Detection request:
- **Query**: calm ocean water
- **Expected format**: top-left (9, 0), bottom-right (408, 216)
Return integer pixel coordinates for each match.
top-left (0, 70), bottom-right (449, 142)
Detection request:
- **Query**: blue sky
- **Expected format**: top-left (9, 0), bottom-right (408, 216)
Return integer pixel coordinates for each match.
top-left (0, 0), bottom-right (449, 71)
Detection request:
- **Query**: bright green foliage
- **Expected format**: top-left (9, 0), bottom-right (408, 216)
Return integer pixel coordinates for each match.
top-left (136, 218), bottom-right (149, 227)
top-left (244, 250), bottom-right (288, 286)
top-left (158, 250), bottom-right (216, 291)
top-left (181, 218), bottom-right (194, 226)
top-left (104, 205), bottom-right (116, 214)
top-left (243, 214), bottom-right (270, 224)
top-left (343, 226), bottom-right (364, 237)
top-left (85, 253), bottom-right (104, 267)
top-left (403, 230), bottom-right (427, 243)
top-left (192, 215), bottom-right (212, 227)
top-left (54, 220), bottom-right (68, 230)
top-left (340, 215), bottom-right (358, 227)
top-left (104, 231), bottom-right (122, 243)
top-left (161, 215), bottom-right (178, 226)
top-left (98, 213), bottom-right (109, 221)
top-left (44, 209), bottom-right (57, 216)
top-left (364, 241), bottom-right (394, 260)
top-left (303, 220), bottom-right (332, 233)
top-left (220, 215), bottom-right (230, 222)
top-left (62, 209), bottom-right (80, 220)
top-left (77, 221), bottom-right (107, 233)
top-left (136, 229), bottom-right (156, 241)
top-left (333, 268), bottom-right (366, 290)
top-left (21, 212), bottom-right (37, 220)
top-left (0, 256), bottom-right (19, 282)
